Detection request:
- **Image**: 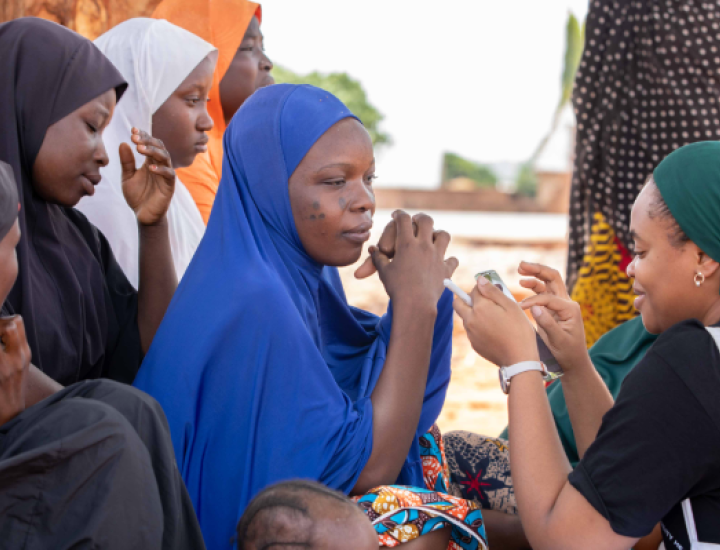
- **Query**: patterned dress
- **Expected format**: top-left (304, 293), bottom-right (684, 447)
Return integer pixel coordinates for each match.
top-left (567, 0), bottom-right (720, 345)
top-left (355, 426), bottom-right (489, 549)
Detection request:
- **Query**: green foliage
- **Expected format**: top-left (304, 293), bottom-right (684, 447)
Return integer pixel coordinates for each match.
top-left (515, 163), bottom-right (538, 197)
top-left (272, 65), bottom-right (391, 149)
top-left (442, 152), bottom-right (498, 189)
top-left (559, 13), bottom-right (586, 109)
top-left (529, 11), bottom-right (585, 166)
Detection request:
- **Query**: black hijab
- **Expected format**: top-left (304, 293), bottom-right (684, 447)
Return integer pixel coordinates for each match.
top-left (0, 18), bottom-right (141, 385)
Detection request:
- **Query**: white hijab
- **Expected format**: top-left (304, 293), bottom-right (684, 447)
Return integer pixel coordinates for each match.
top-left (77, 18), bottom-right (217, 288)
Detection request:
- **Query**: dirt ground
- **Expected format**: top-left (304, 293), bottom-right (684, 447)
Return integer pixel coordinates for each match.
top-left (338, 239), bottom-right (568, 438)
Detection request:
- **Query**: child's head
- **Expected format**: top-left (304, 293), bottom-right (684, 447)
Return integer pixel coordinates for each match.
top-left (0, 162), bottom-right (20, 303)
top-left (236, 480), bottom-right (377, 550)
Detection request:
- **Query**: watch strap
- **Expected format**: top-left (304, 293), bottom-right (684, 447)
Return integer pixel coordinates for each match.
top-left (504, 361), bottom-right (545, 378)
top-left (500, 361), bottom-right (545, 394)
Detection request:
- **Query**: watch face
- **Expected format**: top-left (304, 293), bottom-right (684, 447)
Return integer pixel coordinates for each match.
top-left (499, 368), bottom-right (509, 394)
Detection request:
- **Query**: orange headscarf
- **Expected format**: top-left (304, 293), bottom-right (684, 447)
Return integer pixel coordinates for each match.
top-left (152, 0), bottom-right (261, 223)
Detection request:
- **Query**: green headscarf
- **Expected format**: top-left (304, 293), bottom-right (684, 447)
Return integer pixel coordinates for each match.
top-left (499, 142), bottom-right (720, 462)
top-left (654, 141), bottom-right (720, 263)
top-left (500, 316), bottom-right (656, 466)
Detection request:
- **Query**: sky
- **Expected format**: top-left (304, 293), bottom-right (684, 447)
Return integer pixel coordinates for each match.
top-left (262, 0), bottom-right (590, 188)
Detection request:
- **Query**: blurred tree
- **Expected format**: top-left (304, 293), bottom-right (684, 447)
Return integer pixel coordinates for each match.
top-left (441, 152), bottom-right (498, 189)
top-left (273, 65), bottom-right (391, 149)
top-left (521, 11), bottom-right (585, 195)
top-left (515, 163), bottom-right (538, 197)
top-left (530, 11), bottom-right (584, 165)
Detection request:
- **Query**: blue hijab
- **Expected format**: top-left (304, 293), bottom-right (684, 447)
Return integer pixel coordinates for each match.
top-left (133, 84), bottom-right (453, 549)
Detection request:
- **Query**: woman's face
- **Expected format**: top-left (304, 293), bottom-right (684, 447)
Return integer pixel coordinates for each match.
top-left (0, 220), bottom-right (20, 304)
top-left (627, 183), bottom-right (720, 333)
top-left (289, 118), bottom-right (375, 267)
top-left (32, 89), bottom-right (117, 207)
top-left (219, 16), bottom-right (274, 124)
top-left (152, 53), bottom-right (217, 169)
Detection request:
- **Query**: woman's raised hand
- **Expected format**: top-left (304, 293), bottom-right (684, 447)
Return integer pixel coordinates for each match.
top-left (518, 263), bottom-right (591, 373)
top-left (120, 128), bottom-right (175, 226)
top-left (0, 315), bottom-right (31, 426)
top-left (368, 211), bottom-right (458, 311)
top-left (354, 217), bottom-right (397, 279)
top-left (518, 260), bottom-right (571, 299)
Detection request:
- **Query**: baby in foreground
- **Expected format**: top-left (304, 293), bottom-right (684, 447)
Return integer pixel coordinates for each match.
top-left (236, 480), bottom-right (377, 550)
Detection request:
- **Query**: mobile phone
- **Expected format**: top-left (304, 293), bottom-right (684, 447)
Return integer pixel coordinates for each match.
top-left (475, 270), bottom-right (563, 380)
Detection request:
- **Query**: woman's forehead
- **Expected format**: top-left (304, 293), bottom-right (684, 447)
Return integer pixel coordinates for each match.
top-left (301, 120), bottom-right (373, 168)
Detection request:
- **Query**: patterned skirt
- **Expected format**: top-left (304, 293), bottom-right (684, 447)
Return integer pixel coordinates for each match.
top-left (444, 431), bottom-right (516, 515)
top-left (354, 425), bottom-right (488, 549)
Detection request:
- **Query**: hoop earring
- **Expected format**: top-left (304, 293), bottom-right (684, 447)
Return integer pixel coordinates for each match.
top-left (695, 272), bottom-right (705, 287)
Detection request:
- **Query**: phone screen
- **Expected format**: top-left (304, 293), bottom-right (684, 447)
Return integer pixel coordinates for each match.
top-left (476, 270), bottom-right (563, 380)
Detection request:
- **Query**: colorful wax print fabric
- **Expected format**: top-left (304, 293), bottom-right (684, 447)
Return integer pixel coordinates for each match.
top-left (355, 426), bottom-right (488, 550)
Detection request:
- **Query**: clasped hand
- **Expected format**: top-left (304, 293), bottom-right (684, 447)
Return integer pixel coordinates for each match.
top-left (0, 315), bottom-right (31, 426)
top-left (453, 262), bottom-right (590, 372)
top-left (355, 210), bottom-right (459, 311)
top-left (120, 128), bottom-right (175, 226)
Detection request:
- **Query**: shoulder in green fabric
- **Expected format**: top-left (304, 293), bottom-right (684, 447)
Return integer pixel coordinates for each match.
top-left (499, 316), bottom-right (657, 466)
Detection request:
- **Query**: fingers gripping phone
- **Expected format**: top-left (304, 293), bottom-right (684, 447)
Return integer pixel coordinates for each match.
top-left (475, 270), bottom-right (563, 380)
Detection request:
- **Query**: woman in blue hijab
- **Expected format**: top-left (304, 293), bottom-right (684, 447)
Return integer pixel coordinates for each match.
top-left (134, 84), bottom-right (487, 550)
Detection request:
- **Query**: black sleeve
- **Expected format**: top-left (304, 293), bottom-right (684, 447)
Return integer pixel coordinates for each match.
top-left (569, 340), bottom-right (720, 538)
top-left (94, 226), bottom-right (143, 384)
top-left (0, 301), bottom-right (12, 316)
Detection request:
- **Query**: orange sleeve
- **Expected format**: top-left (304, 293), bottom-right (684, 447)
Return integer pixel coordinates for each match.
top-left (176, 151), bottom-right (219, 225)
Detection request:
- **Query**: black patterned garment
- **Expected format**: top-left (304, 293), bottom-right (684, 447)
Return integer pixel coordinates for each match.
top-left (444, 432), bottom-right (517, 515)
top-left (568, 0), bottom-right (720, 326)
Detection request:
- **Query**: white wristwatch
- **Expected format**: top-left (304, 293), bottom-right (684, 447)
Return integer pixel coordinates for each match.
top-left (499, 361), bottom-right (546, 394)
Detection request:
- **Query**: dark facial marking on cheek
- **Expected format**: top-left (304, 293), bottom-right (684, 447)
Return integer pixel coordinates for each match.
top-left (319, 213), bottom-right (326, 219)
top-left (310, 214), bottom-right (317, 220)
top-left (312, 201), bottom-right (320, 210)
top-left (339, 197), bottom-right (347, 209)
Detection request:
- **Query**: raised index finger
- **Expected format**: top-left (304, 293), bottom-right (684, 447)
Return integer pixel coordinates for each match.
top-left (518, 262), bottom-right (569, 298)
top-left (520, 294), bottom-right (576, 320)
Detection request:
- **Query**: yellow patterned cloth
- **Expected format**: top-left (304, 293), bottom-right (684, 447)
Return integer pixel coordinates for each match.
top-left (570, 213), bottom-right (637, 347)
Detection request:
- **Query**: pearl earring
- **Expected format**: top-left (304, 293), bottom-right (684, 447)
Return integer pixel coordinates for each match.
top-left (695, 272), bottom-right (706, 287)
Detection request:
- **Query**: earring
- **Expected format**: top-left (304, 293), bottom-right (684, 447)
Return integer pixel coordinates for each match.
top-left (695, 272), bottom-right (706, 287)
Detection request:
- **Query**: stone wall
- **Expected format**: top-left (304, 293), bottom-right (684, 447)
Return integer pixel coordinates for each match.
top-left (1, 0), bottom-right (161, 39)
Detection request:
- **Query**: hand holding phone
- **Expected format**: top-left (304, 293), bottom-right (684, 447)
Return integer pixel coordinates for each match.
top-left (517, 262), bottom-right (591, 378)
top-left (476, 270), bottom-right (563, 380)
top-left (445, 271), bottom-right (564, 380)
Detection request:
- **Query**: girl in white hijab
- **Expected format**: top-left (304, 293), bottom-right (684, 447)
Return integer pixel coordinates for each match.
top-left (78, 18), bottom-right (217, 288)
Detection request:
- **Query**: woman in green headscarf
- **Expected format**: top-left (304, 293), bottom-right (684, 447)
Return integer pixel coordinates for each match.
top-left (453, 141), bottom-right (720, 549)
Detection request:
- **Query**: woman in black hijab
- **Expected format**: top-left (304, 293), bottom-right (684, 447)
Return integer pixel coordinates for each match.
top-left (0, 161), bottom-right (203, 549)
top-left (0, 18), bottom-right (205, 550)
top-left (0, 17), bottom-right (178, 390)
